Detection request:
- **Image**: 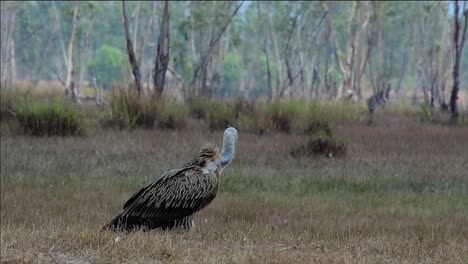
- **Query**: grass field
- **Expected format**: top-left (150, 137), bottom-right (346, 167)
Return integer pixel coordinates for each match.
top-left (1, 117), bottom-right (468, 263)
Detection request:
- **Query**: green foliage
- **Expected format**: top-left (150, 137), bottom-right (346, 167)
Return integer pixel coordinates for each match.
top-left (12, 98), bottom-right (85, 136)
top-left (418, 102), bottom-right (433, 122)
top-left (87, 45), bottom-right (126, 88)
top-left (221, 52), bottom-right (241, 97)
top-left (206, 101), bottom-right (236, 131)
top-left (12, 1), bottom-right (465, 104)
top-left (107, 90), bottom-right (158, 129)
top-left (188, 97), bottom-right (364, 133)
top-left (251, 54), bottom-right (278, 98)
top-left (157, 102), bottom-right (188, 130)
top-left (265, 100), bottom-right (298, 133)
top-left (107, 90), bottom-right (187, 130)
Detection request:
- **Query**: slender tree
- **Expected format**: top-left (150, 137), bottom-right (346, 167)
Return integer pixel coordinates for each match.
top-left (257, 1), bottom-right (272, 101)
top-left (121, 0), bottom-right (142, 95)
top-left (190, 1), bottom-right (244, 98)
top-left (153, 0), bottom-right (170, 98)
top-left (64, 1), bottom-right (79, 102)
top-left (450, 0), bottom-right (468, 123)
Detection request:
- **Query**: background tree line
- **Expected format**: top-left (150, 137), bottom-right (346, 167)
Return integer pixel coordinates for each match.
top-left (1, 1), bottom-right (467, 115)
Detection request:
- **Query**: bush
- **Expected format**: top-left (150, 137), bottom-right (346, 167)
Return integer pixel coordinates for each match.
top-left (187, 97), bottom-right (208, 119)
top-left (419, 102), bottom-right (433, 122)
top-left (303, 120), bottom-right (333, 137)
top-left (266, 100), bottom-right (301, 133)
top-left (12, 98), bottom-right (85, 136)
top-left (107, 90), bottom-right (158, 129)
top-left (107, 90), bottom-right (187, 130)
top-left (157, 102), bottom-right (188, 130)
top-left (236, 105), bottom-right (272, 135)
top-left (206, 101), bottom-right (236, 131)
top-left (290, 132), bottom-right (348, 158)
top-left (0, 90), bottom-right (16, 121)
top-left (231, 97), bottom-right (256, 119)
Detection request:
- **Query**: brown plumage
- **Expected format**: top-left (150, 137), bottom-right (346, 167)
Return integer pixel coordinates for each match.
top-left (104, 127), bottom-right (238, 232)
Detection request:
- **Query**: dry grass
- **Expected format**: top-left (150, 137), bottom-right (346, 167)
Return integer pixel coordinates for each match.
top-left (1, 120), bottom-right (468, 263)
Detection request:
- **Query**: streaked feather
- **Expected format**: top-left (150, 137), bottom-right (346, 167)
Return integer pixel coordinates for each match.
top-left (104, 146), bottom-right (221, 231)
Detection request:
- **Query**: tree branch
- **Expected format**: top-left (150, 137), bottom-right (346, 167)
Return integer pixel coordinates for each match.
top-left (53, 68), bottom-right (66, 86)
top-left (303, 10), bottom-right (329, 43)
top-left (190, 1), bottom-right (244, 90)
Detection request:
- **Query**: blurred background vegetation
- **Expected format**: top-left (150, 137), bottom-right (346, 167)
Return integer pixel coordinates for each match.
top-left (1, 1), bottom-right (467, 135)
top-left (1, 1), bottom-right (466, 102)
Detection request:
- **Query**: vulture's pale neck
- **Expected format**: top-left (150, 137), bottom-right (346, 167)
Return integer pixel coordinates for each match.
top-left (219, 127), bottom-right (238, 167)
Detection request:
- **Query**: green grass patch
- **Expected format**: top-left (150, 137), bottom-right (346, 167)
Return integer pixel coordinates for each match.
top-left (105, 90), bottom-right (187, 130)
top-left (220, 174), bottom-right (468, 197)
top-left (11, 97), bottom-right (85, 136)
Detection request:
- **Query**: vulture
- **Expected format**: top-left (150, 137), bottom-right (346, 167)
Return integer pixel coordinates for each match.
top-left (103, 127), bottom-right (238, 231)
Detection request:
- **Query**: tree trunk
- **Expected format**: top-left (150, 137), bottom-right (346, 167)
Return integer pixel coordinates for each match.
top-left (437, 12), bottom-right (450, 106)
top-left (450, 1), bottom-right (468, 123)
top-left (324, 1), bottom-right (364, 100)
top-left (121, 1), bottom-right (142, 95)
top-left (9, 31), bottom-right (16, 87)
top-left (267, 6), bottom-right (283, 96)
top-left (296, 21), bottom-right (306, 98)
top-left (198, 2), bottom-right (216, 98)
top-left (51, 1), bottom-right (68, 72)
top-left (77, 12), bottom-right (95, 94)
top-left (257, 1), bottom-right (272, 101)
top-left (282, 13), bottom-right (299, 98)
top-left (215, 22), bottom-right (230, 98)
top-left (153, 0), bottom-right (170, 98)
top-left (132, 1), bottom-right (142, 59)
top-left (65, 2), bottom-right (79, 102)
top-left (395, 50), bottom-right (407, 98)
top-left (1, 3), bottom-right (17, 89)
top-left (91, 68), bottom-right (101, 104)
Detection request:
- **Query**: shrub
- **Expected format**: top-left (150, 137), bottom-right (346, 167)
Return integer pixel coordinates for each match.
top-left (187, 96), bottom-right (208, 119)
top-left (0, 90), bottom-right (16, 121)
top-left (303, 120), bottom-right (333, 137)
top-left (236, 107), bottom-right (272, 135)
top-left (266, 100), bottom-right (300, 133)
top-left (418, 102), bottom-right (433, 122)
top-left (12, 97), bottom-right (85, 136)
top-left (290, 132), bottom-right (348, 158)
top-left (107, 90), bottom-right (187, 130)
top-left (108, 90), bottom-right (158, 129)
top-left (231, 97), bottom-right (256, 119)
top-left (206, 101), bottom-right (236, 131)
top-left (157, 102), bottom-right (188, 130)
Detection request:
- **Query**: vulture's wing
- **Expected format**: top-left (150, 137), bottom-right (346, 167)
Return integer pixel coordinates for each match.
top-left (121, 165), bottom-right (219, 225)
